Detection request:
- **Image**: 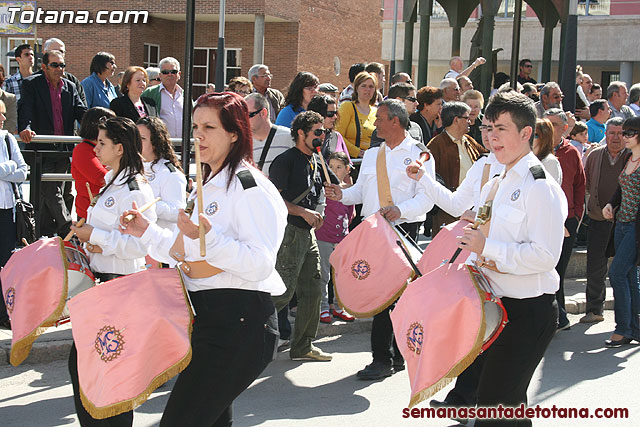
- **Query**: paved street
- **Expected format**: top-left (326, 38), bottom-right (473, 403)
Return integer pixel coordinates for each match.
top-left (1, 312), bottom-right (639, 427)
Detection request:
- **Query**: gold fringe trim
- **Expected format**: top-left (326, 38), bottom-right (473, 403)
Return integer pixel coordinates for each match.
top-left (407, 265), bottom-right (488, 408)
top-left (80, 269), bottom-right (195, 419)
top-left (332, 268), bottom-right (408, 319)
top-left (10, 237), bottom-right (70, 366)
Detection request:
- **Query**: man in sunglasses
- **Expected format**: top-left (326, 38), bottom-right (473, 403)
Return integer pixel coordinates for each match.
top-left (516, 58), bottom-right (537, 85)
top-left (269, 111), bottom-right (340, 361)
top-left (370, 82), bottom-right (424, 147)
top-left (246, 93), bottom-right (294, 176)
top-left (18, 49), bottom-right (86, 238)
top-left (141, 57), bottom-right (185, 137)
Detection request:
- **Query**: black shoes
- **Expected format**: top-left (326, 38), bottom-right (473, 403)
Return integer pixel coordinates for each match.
top-left (605, 337), bottom-right (633, 348)
top-left (356, 361), bottom-right (394, 380)
top-left (429, 399), bottom-right (469, 425)
top-left (392, 357), bottom-right (405, 372)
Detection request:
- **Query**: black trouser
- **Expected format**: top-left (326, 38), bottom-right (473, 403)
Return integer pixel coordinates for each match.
top-left (68, 344), bottom-right (134, 427)
top-left (68, 273), bottom-right (130, 427)
top-left (37, 156), bottom-right (73, 237)
top-left (161, 288), bottom-right (275, 427)
top-left (0, 208), bottom-right (16, 322)
top-left (475, 294), bottom-right (558, 427)
top-left (444, 353), bottom-right (486, 406)
top-left (586, 219), bottom-right (614, 316)
top-left (555, 216), bottom-right (579, 325)
top-left (371, 221), bottom-right (419, 366)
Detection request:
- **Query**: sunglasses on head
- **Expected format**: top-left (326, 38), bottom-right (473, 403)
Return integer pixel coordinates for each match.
top-left (48, 62), bottom-right (66, 68)
top-left (622, 129), bottom-right (639, 138)
top-left (161, 69), bottom-right (179, 75)
top-left (248, 108), bottom-right (264, 118)
top-left (325, 110), bottom-right (337, 118)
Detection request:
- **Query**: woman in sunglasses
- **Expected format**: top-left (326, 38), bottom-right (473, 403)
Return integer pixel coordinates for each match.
top-left (602, 116), bottom-right (640, 348)
top-left (120, 92), bottom-right (289, 426)
top-left (69, 116), bottom-right (157, 426)
top-left (81, 52), bottom-right (118, 109)
top-left (136, 116), bottom-right (186, 232)
top-left (307, 93), bottom-right (350, 159)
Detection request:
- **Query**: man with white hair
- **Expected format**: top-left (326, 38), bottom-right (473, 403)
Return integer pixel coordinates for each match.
top-left (248, 64), bottom-right (285, 122)
top-left (444, 56), bottom-right (486, 80)
top-left (534, 82), bottom-right (563, 118)
top-left (142, 57), bottom-right (184, 137)
top-left (440, 78), bottom-right (461, 102)
top-left (606, 81), bottom-right (635, 120)
top-left (629, 83), bottom-right (640, 116)
top-left (146, 67), bottom-right (161, 86)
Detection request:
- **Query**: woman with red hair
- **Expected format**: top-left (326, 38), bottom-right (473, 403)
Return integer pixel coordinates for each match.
top-left (121, 92), bottom-right (288, 426)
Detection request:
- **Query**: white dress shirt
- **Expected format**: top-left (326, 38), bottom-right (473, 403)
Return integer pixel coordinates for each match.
top-left (467, 152), bottom-right (568, 299)
top-left (87, 169), bottom-right (157, 275)
top-left (160, 84), bottom-right (184, 137)
top-left (341, 135), bottom-right (435, 224)
top-left (144, 160), bottom-right (187, 230)
top-left (140, 163), bottom-right (288, 296)
top-left (0, 131), bottom-right (27, 209)
top-left (417, 152), bottom-right (504, 217)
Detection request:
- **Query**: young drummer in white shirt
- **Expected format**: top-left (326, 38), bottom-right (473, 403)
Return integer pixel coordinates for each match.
top-left (120, 92), bottom-right (287, 426)
top-left (410, 91), bottom-right (568, 426)
top-left (70, 116), bottom-right (158, 426)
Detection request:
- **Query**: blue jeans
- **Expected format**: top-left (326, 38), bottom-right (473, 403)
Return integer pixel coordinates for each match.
top-left (608, 222), bottom-right (640, 339)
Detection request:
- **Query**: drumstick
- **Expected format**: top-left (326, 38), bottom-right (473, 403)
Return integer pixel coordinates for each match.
top-left (396, 240), bottom-right (422, 277)
top-left (449, 203), bottom-right (492, 264)
top-left (122, 197), bottom-right (161, 222)
top-left (21, 238), bottom-right (29, 246)
top-left (406, 151), bottom-right (431, 176)
top-left (194, 138), bottom-right (206, 257)
top-left (316, 147), bottom-right (331, 184)
top-left (64, 184), bottom-right (95, 241)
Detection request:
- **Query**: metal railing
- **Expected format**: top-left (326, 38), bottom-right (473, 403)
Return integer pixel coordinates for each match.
top-left (17, 135), bottom-right (362, 205)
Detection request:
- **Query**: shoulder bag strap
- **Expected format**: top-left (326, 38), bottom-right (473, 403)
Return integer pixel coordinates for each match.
top-left (351, 102), bottom-right (361, 148)
top-left (4, 134), bottom-right (20, 199)
top-left (291, 155), bottom-right (318, 205)
top-left (375, 143), bottom-right (393, 208)
top-left (257, 125), bottom-right (278, 171)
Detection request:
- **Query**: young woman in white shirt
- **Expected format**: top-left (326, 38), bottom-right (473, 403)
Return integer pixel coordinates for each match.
top-left (121, 92), bottom-right (287, 426)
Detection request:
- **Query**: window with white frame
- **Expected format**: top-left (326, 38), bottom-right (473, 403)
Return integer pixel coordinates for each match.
top-left (143, 43), bottom-right (160, 68)
top-left (3, 38), bottom-right (42, 76)
top-left (191, 47), bottom-right (242, 99)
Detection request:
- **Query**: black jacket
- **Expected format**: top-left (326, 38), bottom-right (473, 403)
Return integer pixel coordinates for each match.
top-left (18, 74), bottom-right (86, 151)
top-left (109, 95), bottom-right (157, 123)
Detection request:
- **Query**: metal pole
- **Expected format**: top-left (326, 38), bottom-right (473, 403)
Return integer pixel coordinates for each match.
top-left (509, 0), bottom-right (523, 90)
top-left (541, 24), bottom-right (553, 83)
top-left (451, 26), bottom-right (461, 57)
top-left (215, 0), bottom-right (227, 93)
top-left (417, 0), bottom-right (433, 88)
top-left (560, 0), bottom-right (579, 112)
top-left (390, 0), bottom-right (399, 83)
top-left (480, 11), bottom-right (495, 100)
top-left (403, 19), bottom-right (414, 76)
top-left (181, 0), bottom-right (196, 174)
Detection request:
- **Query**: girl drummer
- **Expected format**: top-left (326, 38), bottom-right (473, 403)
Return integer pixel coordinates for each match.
top-left (120, 92), bottom-right (288, 426)
top-left (137, 116), bottom-right (186, 230)
top-left (69, 116), bottom-right (157, 426)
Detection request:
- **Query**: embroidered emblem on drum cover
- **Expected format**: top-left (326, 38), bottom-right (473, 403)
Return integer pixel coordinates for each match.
top-left (351, 260), bottom-right (371, 280)
top-left (95, 325), bottom-right (125, 362)
top-left (511, 189), bottom-right (521, 201)
top-left (404, 157), bottom-right (412, 166)
top-left (406, 322), bottom-right (424, 354)
top-left (148, 172), bottom-right (156, 182)
top-left (104, 196), bottom-right (115, 208)
top-left (5, 287), bottom-right (15, 314)
top-left (205, 201), bottom-right (219, 216)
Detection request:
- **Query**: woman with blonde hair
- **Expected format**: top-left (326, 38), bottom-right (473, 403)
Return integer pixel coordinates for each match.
top-left (110, 66), bottom-right (157, 121)
top-left (335, 71), bottom-right (378, 158)
top-left (534, 118), bottom-right (563, 185)
top-left (228, 76), bottom-right (253, 96)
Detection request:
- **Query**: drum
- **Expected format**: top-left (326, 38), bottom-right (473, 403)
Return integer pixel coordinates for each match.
top-left (330, 212), bottom-right (422, 318)
top-left (466, 263), bottom-right (508, 352)
top-left (416, 220), bottom-right (471, 275)
top-left (390, 261), bottom-right (508, 408)
top-left (56, 240), bottom-right (96, 325)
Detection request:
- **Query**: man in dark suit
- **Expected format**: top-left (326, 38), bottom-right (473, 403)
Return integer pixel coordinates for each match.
top-left (18, 50), bottom-right (86, 237)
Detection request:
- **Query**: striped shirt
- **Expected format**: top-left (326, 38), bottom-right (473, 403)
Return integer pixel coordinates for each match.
top-left (2, 71), bottom-right (25, 102)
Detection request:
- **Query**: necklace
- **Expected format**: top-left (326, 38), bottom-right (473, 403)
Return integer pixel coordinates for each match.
top-left (630, 156), bottom-right (640, 163)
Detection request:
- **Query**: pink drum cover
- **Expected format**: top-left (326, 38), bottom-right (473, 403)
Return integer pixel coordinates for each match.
top-left (1, 237), bottom-right (68, 366)
top-left (417, 220), bottom-right (471, 275)
top-left (68, 268), bottom-right (193, 419)
top-left (391, 263), bottom-right (485, 408)
top-left (330, 213), bottom-right (414, 318)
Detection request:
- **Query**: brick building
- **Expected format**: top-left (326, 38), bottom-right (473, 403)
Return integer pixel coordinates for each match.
top-left (0, 0), bottom-right (384, 100)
